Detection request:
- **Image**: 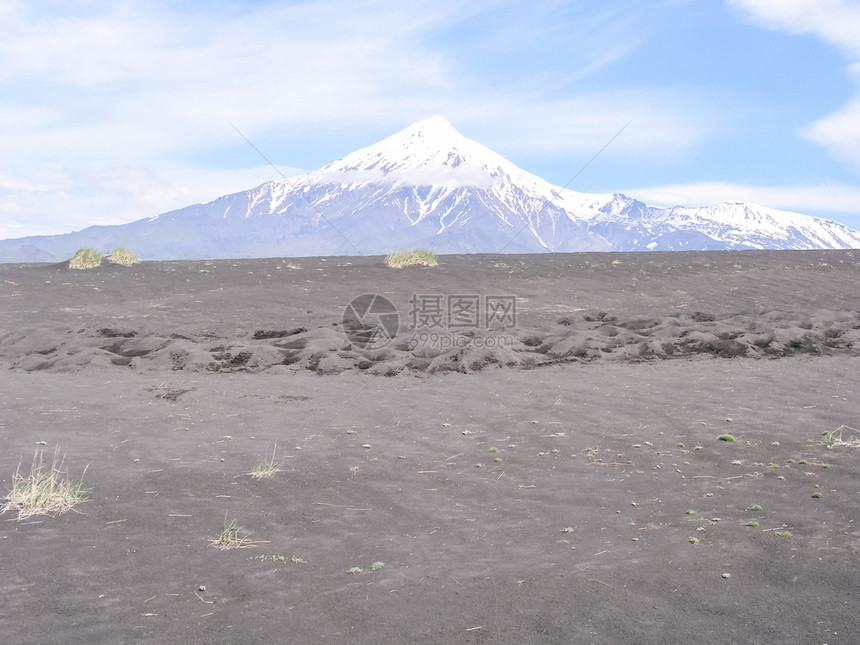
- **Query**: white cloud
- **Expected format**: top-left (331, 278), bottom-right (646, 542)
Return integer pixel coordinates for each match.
top-left (728, 0), bottom-right (860, 169)
top-left (454, 91), bottom-right (714, 159)
top-left (0, 170), bottom-right (49, 194)
top-left (727, 0), bottom-right (860, 58)
top-left (0, 1), bottom-right (724, 237)
top-left (0, 161), bottom-right (303, 239)
top-left (626, 180), bottom-right (860, 225)
top-left (803, 62), bottom-right (860, 167)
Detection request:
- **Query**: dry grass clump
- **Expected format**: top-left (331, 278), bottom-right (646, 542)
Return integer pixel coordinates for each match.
top-left (105, 247), bottom-right (140, 267)
top-left (821, 425), bottom-right (860, 448)
top-left (249, 442), bottom-right (281, 479)
top-left (209, 513), bottom-right (256, 550)
top-left (385, 249), bottom-right (438, 268)
top-left (69, 248), bottom-right (103, 270)
top-left (69, 246), bottom-right (139, 269)
top-left (1, 448), bottom-right (89, 520)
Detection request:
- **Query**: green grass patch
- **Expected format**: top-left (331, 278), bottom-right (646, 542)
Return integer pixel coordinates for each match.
top-left (249, 442), bottom-right (281, 479)
top-left (210, 514), bottom-right (255, 550)
top-left (745, 521), bottom-right (760, 527)
top-left (717, 434), bottom-right (735, 442)
top-left (774, 531), bottom-right (792, 538)
top-left (105, 247), bottom-right (140, 267)
top-left (1, 448), bottom-right (89, 520)
top-left (385, 249), bottom-right (438, 268)
top-left (69, 247), bottom-right (103, 269)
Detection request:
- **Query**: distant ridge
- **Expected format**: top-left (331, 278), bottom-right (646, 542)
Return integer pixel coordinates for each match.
top-left (2, 116), bottom-right (860, 261)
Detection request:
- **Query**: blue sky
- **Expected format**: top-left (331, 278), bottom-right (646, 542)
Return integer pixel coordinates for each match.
top-left (2, 0), bottom-right (860, 238)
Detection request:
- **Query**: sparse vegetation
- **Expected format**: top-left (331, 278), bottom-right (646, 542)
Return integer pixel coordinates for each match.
top-left (748, 504), bottom-right (763, 512)
top-left (69, 247), bottom-right (103, 269)
top-left (210, 515), bottom-right (254, 550)
top-left (745, 521), bottom-right (760, 527)
top-left (105, 247), bottom-right (140, 267)
top-left (347, 566), bottom-right (363, 574)
top-left (821, 425), bottom-right (860, 449)
top-left (371, 561), bottom-right (385, 571)
top-left (1, 448), bottom-right (89, 520)
top-left (248, 554), bottom-right (306, 564)
top-left (811, 492), bottom-right (822, 499)
top-left (774, 531), bottom-right (792, 538)
top-left (718, 434), bottom-right (735, 442)
top-left (249, 442), bottom-right (281, 479)
top-left (689, 537), bottom-right (699, 545)
top-left (385, 249), bottom-right (438, 268)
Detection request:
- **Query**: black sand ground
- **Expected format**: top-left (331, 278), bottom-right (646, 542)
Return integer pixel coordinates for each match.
top-left (1, 250), bottom-right (859, 644)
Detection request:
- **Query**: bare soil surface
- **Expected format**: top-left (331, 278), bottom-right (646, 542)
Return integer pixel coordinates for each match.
top-left (1, 250), bottom-right (859, 643)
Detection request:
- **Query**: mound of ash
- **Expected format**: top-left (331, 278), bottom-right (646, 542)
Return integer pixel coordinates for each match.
top-left (2, 310), bottom-right (858, 376)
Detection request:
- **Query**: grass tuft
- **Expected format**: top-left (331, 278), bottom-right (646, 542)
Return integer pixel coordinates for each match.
top-left (105, 247), bottom-right (140, 267)
top-left (717, 434), bottom-right (735, 442)
top-left (69, 248), bottom-right (103, 270)
top-left (249, 442), bottom-right (281, 479)
top-left (820, 425), bottom-right (860, 449)
top-left (1, 448), bottom-right (89, 520)
top-left (385, 249), bottom-right (438, 268)
top-left (209, 514), bottom-right (255, 550)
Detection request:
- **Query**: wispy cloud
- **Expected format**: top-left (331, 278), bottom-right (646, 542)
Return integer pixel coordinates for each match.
top-left (727, 0), bottom-right (860, 58)
top-left (728, 0), bottom-right (860, 169)
top-left (0, 0), bottom-right (716, 236)
top-left (626, 180), bottom-right (860, 225)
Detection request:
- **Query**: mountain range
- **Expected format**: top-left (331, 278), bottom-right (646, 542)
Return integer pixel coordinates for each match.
top-left (2, 115), bottom-right (860, 262)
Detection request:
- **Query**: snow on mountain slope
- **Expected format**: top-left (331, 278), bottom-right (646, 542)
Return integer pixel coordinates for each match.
top-left (1, 116), bottom-right (859, 261)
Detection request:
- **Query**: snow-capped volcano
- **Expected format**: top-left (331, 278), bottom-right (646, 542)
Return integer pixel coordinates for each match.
top-left (307, 115), bottom-right (542, 190)
top-left (2, 116), bottom-right (860, 262)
